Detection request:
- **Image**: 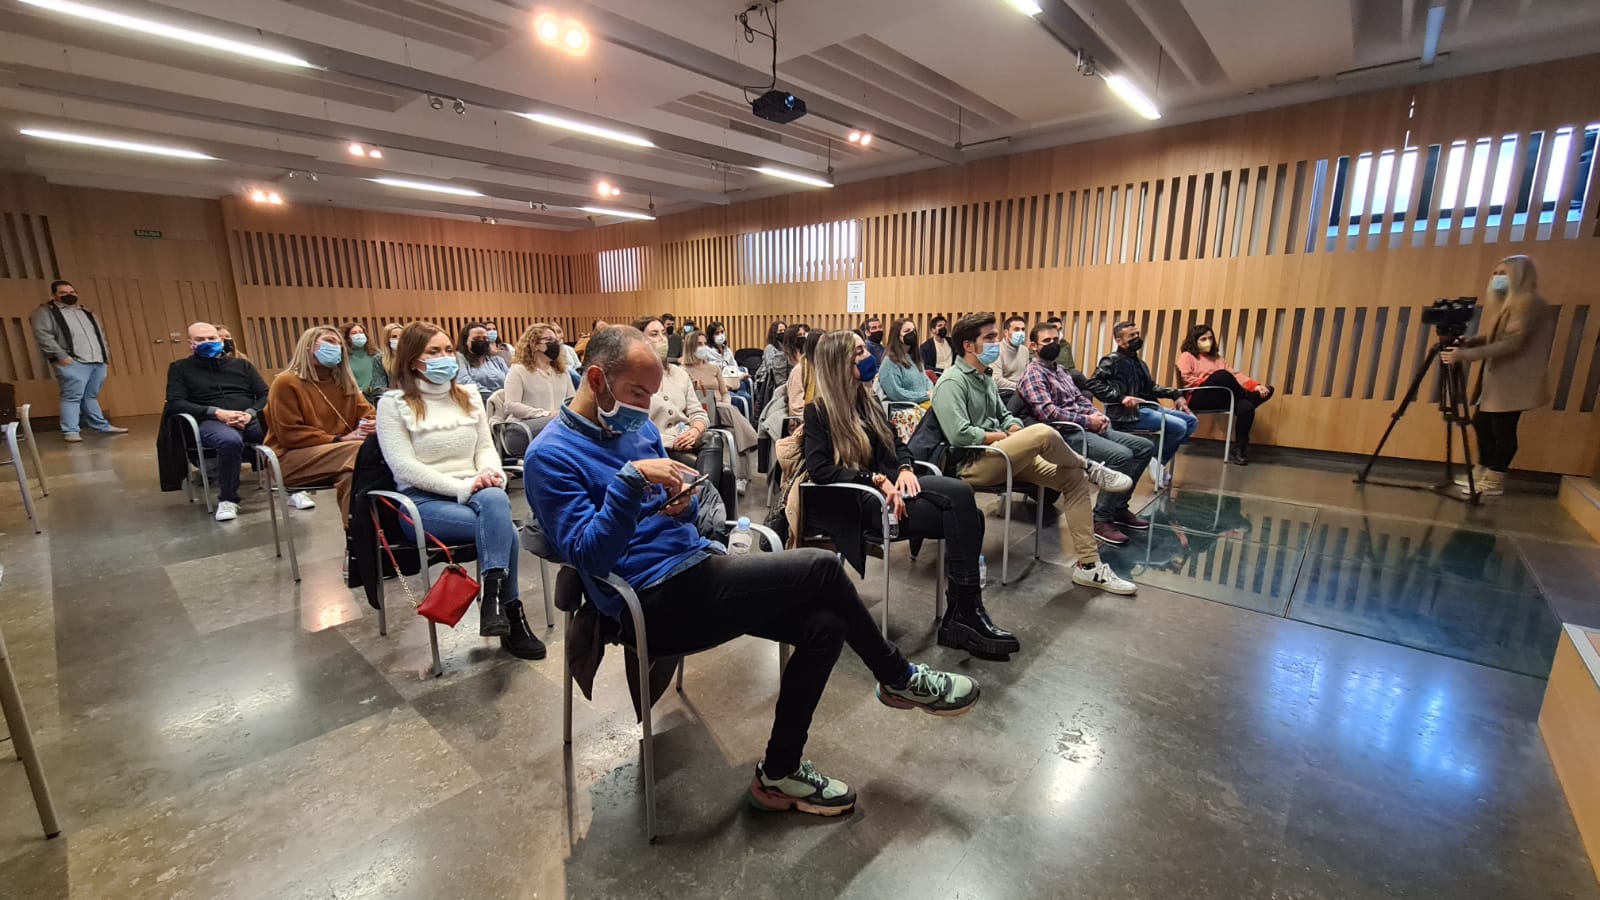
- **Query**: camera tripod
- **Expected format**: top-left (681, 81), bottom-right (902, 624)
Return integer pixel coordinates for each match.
top-left (1355, 339), bottom-right (1481, 505)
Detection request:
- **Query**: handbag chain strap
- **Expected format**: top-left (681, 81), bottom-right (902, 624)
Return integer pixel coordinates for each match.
top-left (373, 496), bottom-right (459, 609)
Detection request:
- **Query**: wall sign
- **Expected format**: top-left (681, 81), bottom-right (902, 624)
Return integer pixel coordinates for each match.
top-left (133, 229), bottom-right (163, 239)
top-left (846, 280), bottom-right (866, 313)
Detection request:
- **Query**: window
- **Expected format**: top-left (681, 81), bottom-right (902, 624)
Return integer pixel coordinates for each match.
top-left (597, 246), bottom-right (642, 292)
top-left (739, 219), bottom-right (860, 284)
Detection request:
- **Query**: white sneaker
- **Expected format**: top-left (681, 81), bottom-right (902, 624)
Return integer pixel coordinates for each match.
top-left (1084, 460), bottom-right (1133, 493)
top-left (214, 500), bottom-right (239, 522)
top-left (737, 478), bottom-right (749, 496)
top-left (1147, 458), bottom-right (1171, 489)
top-left (1072, 561), bottom-right (1138, 595)
top-left (288, 491), bottom-right (317, 510)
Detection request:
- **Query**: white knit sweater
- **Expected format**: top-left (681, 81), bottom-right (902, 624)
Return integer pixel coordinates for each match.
top-left (375, 381), bottom-right (502, 503)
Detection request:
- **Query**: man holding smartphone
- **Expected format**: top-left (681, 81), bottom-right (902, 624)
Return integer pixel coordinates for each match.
top-left (526, 326), bottom-right (981, 819)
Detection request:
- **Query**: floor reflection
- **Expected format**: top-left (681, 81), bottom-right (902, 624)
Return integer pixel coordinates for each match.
top-left (1132, 489), bottom-right (1562, 676)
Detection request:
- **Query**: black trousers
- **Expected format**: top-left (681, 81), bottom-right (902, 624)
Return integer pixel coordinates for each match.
top-left (669, 430), bottom-right (734, 513)
top-left (1472, 410), bottom-right (1522, 472)
top-left (634, 549), bottom-right (910, 777)
top-left (1186, 370), bottom-right (1269, 445)
top-left (890, 475), bottom-right (985, 587)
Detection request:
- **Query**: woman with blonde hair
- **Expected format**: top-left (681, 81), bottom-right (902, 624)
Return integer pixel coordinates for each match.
top-left (263, 325), bottom-right (374, 520)
top-left (803, 330), bottom-right (1018, 660)
top-left (1441, 254), bottom-right (1558, 495)
top-left (376, 322), bottom-right (543, 659)
top-left (497, 322), bottom-right (575, 446)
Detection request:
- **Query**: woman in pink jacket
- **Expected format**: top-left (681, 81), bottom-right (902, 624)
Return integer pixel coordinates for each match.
top-left (1177, 324), bottom-right (1274, 465)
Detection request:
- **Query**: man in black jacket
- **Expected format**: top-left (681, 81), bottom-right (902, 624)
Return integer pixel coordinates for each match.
top-left (1088, 320), bottom-right (1196, 470)
top-left (164, 322), bottom-right (270, 522)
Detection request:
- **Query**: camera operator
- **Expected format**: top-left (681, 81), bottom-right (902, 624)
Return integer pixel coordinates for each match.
top-left (1439, 255), bottom-right (1557, 496)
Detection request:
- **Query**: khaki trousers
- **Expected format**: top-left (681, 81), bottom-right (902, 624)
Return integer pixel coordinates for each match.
top-left (958, 423), bottom-right (1098, 565)
top-left (279, 441), bottom-right (362, 523)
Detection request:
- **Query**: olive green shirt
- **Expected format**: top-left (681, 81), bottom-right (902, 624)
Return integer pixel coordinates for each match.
top-left (930, 357), bottom-right (1021, 447)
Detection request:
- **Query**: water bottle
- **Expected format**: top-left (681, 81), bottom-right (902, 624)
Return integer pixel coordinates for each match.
top-left (728, 516), bottom-right (754, 556)
top-left (886, 509), bottom-right (900, 540)
top-left (977, 555), bottom-right (988, 589)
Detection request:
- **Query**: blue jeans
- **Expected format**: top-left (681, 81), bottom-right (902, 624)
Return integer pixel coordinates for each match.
top-left (54, 361), bottom-right (111, 435)
top-left (1134, 406), bottom-right (1198, 465)
top-left (400, 486), bottom-right (519, 602)
top-left (199, 419), bottom-right (265, 503)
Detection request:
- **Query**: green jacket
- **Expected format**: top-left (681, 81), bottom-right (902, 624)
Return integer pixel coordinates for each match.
top-left (930, 357), bottom-right (1020, 448)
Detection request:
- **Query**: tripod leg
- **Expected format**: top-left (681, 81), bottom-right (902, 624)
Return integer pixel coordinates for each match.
top-left (1358, 345), bottom-right (1441, 482)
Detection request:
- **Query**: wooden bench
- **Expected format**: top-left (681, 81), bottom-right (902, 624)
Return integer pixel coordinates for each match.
top-left (1541, 624), bottom-right (1600, 880)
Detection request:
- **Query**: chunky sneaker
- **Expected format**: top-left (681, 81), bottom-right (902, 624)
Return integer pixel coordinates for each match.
top-left (737, 478), bottom-right (749, 497)
top-left (1084, 460), bottom-right (1133, 493)
top-left (1072, 561), bottom-right (1138, 596)
top-left (1467, 469), bottom-right (1504, 497)
top-left (748, 760), bottom-right (856, 816)
top-left (63, 433), bottom-right (82, 443)
top-left (214, 500), bottom-right (239, 522)
top-left (288, 491), bottom-right (317, 510)
top-left (1147, 458), bottom-right (1171, 489)
top-left (1114, 509), bottom-right (1151, 530)
top-left (1453, 465), bottom-right (1485, 488)
top-left (1093, 521), bottom-right (1129, 545)
top-left (876, 663), bottom-right (980, 717)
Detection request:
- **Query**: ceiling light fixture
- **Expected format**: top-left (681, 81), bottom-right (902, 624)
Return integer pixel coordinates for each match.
top-left (249, 188), bottom-right (267, 203)
top-left (534, 11), bottom-right (589, 55)
top-left (18, 0), bottom-right (316, 68)
top-left (348, 142), bottom-right (366, 156)
top-left (19, 127), bottom-right (216, 160)
top-left (518, 112), bottom-right (654, 148)
top-left (535, 15), bottom-right (560, 43)
top-left (369, 177), bottom-right (484, 197)
top-left (595, 181), bottom-right (622, 197)
top-left (580, 206), bottom-right (656, 221)
top-left (1003, 0), bottom-right (1044, 16)
top-left (248, 188), bottom-right (283, 205)
top-left (754, 166), bottom-right (834, 189)
top-left (367, 148), bottom-right (383, 159)
top-left (428, 94), bottom-right (445, 110)
top-left (847, 130), bottom-right (873, 146)
top-left (1102, 73), bottom-right (1161, 120)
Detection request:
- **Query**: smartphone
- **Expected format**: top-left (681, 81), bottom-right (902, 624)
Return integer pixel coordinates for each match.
top-left (660, 473), bottom-right (712, 510)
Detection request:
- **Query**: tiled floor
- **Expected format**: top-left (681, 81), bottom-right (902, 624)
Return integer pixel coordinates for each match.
top-left (1, 421), bottom-right (1598, 899)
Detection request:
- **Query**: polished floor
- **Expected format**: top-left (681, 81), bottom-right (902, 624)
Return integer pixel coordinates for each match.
top-left (2, 421), bottom-right (1598, 899)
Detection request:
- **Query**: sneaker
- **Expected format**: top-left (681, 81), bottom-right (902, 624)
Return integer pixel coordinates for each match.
top-left (63, 433), bottom-right (82, 443)
top-left (737, 478), bottom-right (749, 497)
top-left (1453, 465), bottom-right (1485, 488)
top-left (288, 491), bottom-right (317, 510)
top-left (214, 500), bottom-right (239, 522)
top-left (748, 760), bottom-right (856, 816)
top-left (1093, 521), bottom-right (1129, 545)
top-left (96, 425), bottom-right (129, 435)
top-left (1084, 460), bottom-right (1133, 493)
top-left (1072, 561), bottom-right (1138, 596)
top-left (876, 663), bottom-right (980, 717)
top-left (1114, 509), bottom-right (1151, 530)
top-left (1467, 470), bottom-right (1504, 497)
top-left (1147, 459), bottom-right (1172, 489)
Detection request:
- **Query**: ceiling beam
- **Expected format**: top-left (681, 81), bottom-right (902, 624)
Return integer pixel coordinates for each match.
top-left (1, 65), bottom-right (730, 207)
top-left (571, 2), bottom-right (965, 165)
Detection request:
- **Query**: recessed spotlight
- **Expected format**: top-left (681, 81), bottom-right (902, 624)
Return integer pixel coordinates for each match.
top-left (249, 188), bottom-right (267, 203)
top-left (858, 133), bottom-right (873, 146)
top-left (534, 10), bottom-right (589, 55)
top-left (267, 191), bottom-right (283, 205)
top-left (348, 142), bottom-right (365, 156)
top-left (847, 130), bottom-right (861, 142)
top-left (367, 148), bottom-right (383, 159)
top-left (564, 26), bottom-right (586, 51)
top-left (597, 180), bottom-right (623, 198)
top-left (535, 14), bottom-right (560, 43)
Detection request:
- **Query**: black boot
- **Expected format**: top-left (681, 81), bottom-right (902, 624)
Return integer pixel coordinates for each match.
top-left (500, 601), bottom-right (547, 660)
top-left (1227, 435), bottom-right (1249, 466)
top-left (478, 569), bottom-right (511, 637)
top-left (938, 583), bottom-right (1021, 660)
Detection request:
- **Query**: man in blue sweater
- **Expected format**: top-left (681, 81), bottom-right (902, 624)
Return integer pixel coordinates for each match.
top-left (527, 326), bottom-right (980, 818)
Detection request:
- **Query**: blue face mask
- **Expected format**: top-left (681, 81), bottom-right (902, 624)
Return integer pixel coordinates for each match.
top-left (351, 334), bottom-right (367, 349)
top-left (856, 352), bottom-right (881, 383)
top-left (1490, 274), bottom-right (1509, 293)
top-left (597, 372), bottom-right (652, 435)
top-left (194, 340), bottom-right (224, 359)
top-left (421, 356), bottom-right (458, 384)
top-left (486, 330), bottom-right (499, 343)
top-left (1009, 331), bottom-right (1026, 347)
top-left (977, 341), bottom-right (1001, 366)
top-left (314, 343), bottom-right (343, 367)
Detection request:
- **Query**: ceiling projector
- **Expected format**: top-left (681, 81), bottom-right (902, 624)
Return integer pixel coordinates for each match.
top-left (751, 88), bottom-right (807, 124)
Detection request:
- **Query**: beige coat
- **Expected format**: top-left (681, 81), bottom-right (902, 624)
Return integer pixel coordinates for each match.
top-left (1457, 292), bottom-right (1557, 413)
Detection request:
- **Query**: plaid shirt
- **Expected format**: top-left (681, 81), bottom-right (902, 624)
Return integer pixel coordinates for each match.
top-left (1017, 359), bottom-right (1096, 430)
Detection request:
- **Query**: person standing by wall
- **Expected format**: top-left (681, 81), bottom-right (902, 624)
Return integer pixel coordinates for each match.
top-left (31, 279), bottom-right (128, 443)
top-left (1440, 254), bottom-right (1558, 496)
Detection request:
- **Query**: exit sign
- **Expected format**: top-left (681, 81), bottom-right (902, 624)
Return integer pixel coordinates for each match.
top-left (134, 229), bottom-right (163, 239)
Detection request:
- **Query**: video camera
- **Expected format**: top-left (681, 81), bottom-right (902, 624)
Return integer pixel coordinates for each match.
top-left (1420, 296), bottom-right (1477, 340)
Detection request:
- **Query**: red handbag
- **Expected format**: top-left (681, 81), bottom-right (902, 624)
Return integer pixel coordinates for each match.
top-left (376, 498), bottom-right (481, 628)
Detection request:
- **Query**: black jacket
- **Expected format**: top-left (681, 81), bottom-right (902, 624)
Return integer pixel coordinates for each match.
top-left (802, 402), bottom-right (913, 574)
top-left (345, 434), bottom-right (433, 610)
top-left (1088, 349), bottom-right (1182, 425)
top-left (919, 336), bottom-right (948, 371)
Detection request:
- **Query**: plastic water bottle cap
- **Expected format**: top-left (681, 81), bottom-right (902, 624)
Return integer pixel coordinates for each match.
top-left (978, 555), bottom-right (986, 562)
top-left (737, 516), bottom-right (750, 528)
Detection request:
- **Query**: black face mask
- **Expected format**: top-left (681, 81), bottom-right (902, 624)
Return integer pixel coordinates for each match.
top-left (542, 342), bottom-right (561, 361)
top-left (867, 330), bottom-right (884, 344)
top-left (58, 293), bottom-right (79, 306)
top-left (1038, 342), bottom-right (1063, 363)
top-left (470, 339), bottom-right (490, 356)
top-left (1123, 337), bottom-right (1144, 353)
top-left (936, 326), bottom-right (948, 339)
top-left (664, 325), bottom-right (675, 335)
top-left (902, 331), bottom-right (918, 349)
top-left (222, 339), bottom-right (236, 355)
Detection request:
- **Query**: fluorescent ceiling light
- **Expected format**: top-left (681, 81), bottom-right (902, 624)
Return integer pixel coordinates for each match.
top-left (517, 113), bottom-right (654, 148)
top-left (1004, 0), bottom-right (1044, 15)
top-left (370, 177), bottom-right (483, 197)
top-left (1421, 3), bottom-right (1446, 67)
top-left (18, 0), bottom-right (315, 68)
top-left (754, 166), bottom-right (834, 189)
top-left (1102, 73), bottom-right (1161, 120)
top-left (19, 127), bottom-right (216, 160)
top-left (580, 206), bottom-right (656, 221)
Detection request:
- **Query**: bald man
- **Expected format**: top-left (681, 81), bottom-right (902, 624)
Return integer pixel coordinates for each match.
top-left (164, 322), bottom-right (270, 522)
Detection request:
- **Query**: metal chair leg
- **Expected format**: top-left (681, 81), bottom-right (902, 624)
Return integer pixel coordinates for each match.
top-left (935, 540), bottom-right (946, 621)
top-left (17, 406), bottom-right (47, 496)
top-left (539, 559), bottom-right (555, 629)
top-left (281, 486), bottom-right (301, 582)
top-left (1034, 485), bottom-right (1045, 561)
top-left (881, 539), bottom-right (892, 639)
top-left (427, 621), bottom-right (443, 678)
top-left (0, 625), bottom-right (59, 838)
top-left (562, 610), bottom-right (575, 744)
top-left (999, 490), bottom-right (1012, 585)
top-left (675, 657), bottom-right (685, 692)
top-left (5, 425), bottom-right (40, 535)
